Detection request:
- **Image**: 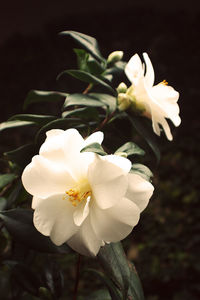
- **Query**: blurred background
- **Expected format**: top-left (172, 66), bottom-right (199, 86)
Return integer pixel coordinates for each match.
top-left (0, 1), bottom-right (200, 299)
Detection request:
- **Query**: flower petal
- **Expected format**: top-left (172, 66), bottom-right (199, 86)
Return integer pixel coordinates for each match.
top-left (143, 52), bottom-right (155, 88)
top-left (84, 131), bottom-right (104, 146)
top-left (88, 156), bottom-right (128, 209)
top-left (33, 193), bottom-right (77, 244)
top-left (67, 217), bottom-right (104, 256)
top-left (125, 173), bottom-right (154, 212)
top-left (104, 155), bottom-right (132, 173)
top-left (90, 197), bottom-right (140, 242)
top-left (22, 155), bottom-right (75, 198)
top-left (125, 54), bottom-right (144, 85)
top-left (73, 197), bottom-right (90, 226)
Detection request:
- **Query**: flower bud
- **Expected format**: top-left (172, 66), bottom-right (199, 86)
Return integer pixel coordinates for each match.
top-left (117, 93), bottom-right (131, 111)
top-left (117, 82), bottom-right (127, 94)
top-left (107, 51), bottom-right (124, 64)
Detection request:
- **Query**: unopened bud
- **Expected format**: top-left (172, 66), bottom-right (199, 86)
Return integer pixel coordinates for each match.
top-left (107, 51), bottom-right (124, 64)
top-left (117, 82), bottom-right (127, 94)
top-left (117, 93), bottom-right (131, 111)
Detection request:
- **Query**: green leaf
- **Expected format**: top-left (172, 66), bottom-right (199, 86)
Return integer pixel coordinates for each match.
top-left (0, 209), bottom-right (70, 253)
top-left (74, 48), bottom-right (89, 71)
top-left (63, 93), bottom-right (106, 108)
top-left (115, 142), bottom-right (145, 157)
top-left (0, 197), bottom-right (7, 211)
top-left (23, 90), bottom-right (68, 110)
top-left (44, 262), bottom-right (63, 298)
top-left (0, 174), bottom-right (16, 191)
top-left (98, 242), bottom-right (131, 300)
top-left (128, 262), bottom-right (145, 300)
top-left (81, 142), bottom-right (107, 156)
top-left (90, 93), bottom-right (117, 113)
top-left (131, 163), bottom-right (153, 181)
top-left (11, 263), bottom-right (40, 296)
top-left (74, 49), bottom-right (105, 75)
top-left (60, 31), bottom-right (105, 63)
top-left (62, 107), bottom-right (99, 121)
top-left (85, 269), bottom-right (121, 300)
top-left (0, 120), bottom-right (35, 132)
top-left (4, 144), bottom-right (36, 169)
top-left (128, 114), bottom-right (160, 162)
top-left (9, 114), bottom-right (56, 126)
top-left (58, 70), bottom-right (115, 94)
top-left (86, 289), bottom-right (111, 300)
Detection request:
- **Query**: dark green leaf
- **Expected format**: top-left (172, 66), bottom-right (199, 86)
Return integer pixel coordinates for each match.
top-left (128, 114), bottom-right (160, 162)
top-left (115, 142), bottom-right (145, 157)
top-left (98, 242), bottom-right (130, 300)
top-left (105, 61), bottom-right (126, 76)
top-left (63, 93), bottom-right (106, 108)
top-left (74, 48), bottom-right (89, 71)
top-left (0, 209), bottom-right (70, 253)
top-left (58, 70), bottom-right (115, 94)
top-left (4, 144), bottom-right (36, 169)
top-left (87, 56), bottom-right (105, 75)
top-left (44, 262), bottom-right (64, 298)
top-left (81, 142), bottom-right (107, 156)
top-left (60, 31), bottom-right (105, 63)
top-left (90, 93), bottom-right (117, 113)
top-left (4, 181), bottom-right (23, 209)
top-left (0, 120), bottom-right (35, 132)
top-left (62, 107), bottom-right (99, 121)
top-left (9, 114), bottom-right (56, 126)
top-left (131, 163), bottom-right (153, 181)
top-left (85, 269), bottom-right (121, 300)
top-left (0, 174), bottom-right (16, 190)
top-left (0, 197), bottom-right (7, 211)
top-left (11, 263), bottom-right (40, 296)
top-left (128, 262), bottom-right (145, 300)
top-left (86, 289), bottom-right (111, 300)
top-left (23, 90), bottom-right (68, 110)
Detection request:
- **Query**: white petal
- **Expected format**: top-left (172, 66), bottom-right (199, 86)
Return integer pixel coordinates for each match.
top-left (90, 197), bottom-right (140, 242)
top-left (125, 54), bottom-right (144, 84)
top-left (143, 53), bottom-right (155, 88)
top-left (33, 193), bottom-right (77, 244)
top-left (88, 156), bottom-right (128, 209)
top-left (67, 217), bottom-right (103, 256)
top-left (73, 197), bottom-right (90, 226)
top-left (22, 155), bottom-right (75, 198)
top-left (32, 196), bottom-right (41, 209)
top-left (151, 84), bottom-right (181, 126)
top-left (104, 155), bottom-right (132, 173)
top-left (125, 173), bottom-right (154, 212)
top-left (84, 131), bottom-right (104, 146)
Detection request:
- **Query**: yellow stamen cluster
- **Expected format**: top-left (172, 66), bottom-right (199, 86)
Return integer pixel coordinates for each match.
top-left (63, 180), bottom-right (92, 207)
top-left (161, 79), bottom-right (168, 85)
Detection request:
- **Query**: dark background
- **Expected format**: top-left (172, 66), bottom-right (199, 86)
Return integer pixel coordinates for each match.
top-left (0, 1), bottom-right (200, 299)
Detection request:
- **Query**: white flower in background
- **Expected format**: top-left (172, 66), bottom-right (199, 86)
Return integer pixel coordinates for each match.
top-left (124, 53), bottom-right (181, 140)
top-left (22, 128), bottom-right (154, 256)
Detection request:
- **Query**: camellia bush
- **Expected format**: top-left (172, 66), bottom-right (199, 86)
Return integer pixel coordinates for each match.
top-left (0, 31), bottom-right (180, 300)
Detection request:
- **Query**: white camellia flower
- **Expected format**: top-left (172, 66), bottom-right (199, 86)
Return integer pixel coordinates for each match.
top-left (125, 53), bottom-right (181, 140)
top-left (22, 128), bottom-right (154, 256)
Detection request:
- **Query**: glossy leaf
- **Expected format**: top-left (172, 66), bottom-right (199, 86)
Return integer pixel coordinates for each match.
top-left (131, 163), bottom-right (153, 182)
top-left (0, 120), bottom-right (35, 132)
top-left (4, 144), bottom-right (36, 169)
top-left (115, 142), bottom-right (145, 157)
top-left (128, 114), bottom-right (160, 162)
top-left (58, 70), bottom-right (115, 94)
top-left (85, 269), bottom-right (121, 300)
top-left (23, 90), bottom-right (68, 109)
top-left (60, 30), bottom-right (105, 62)
top-left (62, 107), bottom-right (99, 121)
top-left (9, 114), bottom-right (56, 126)
top-left (63, 93), bottom-right (106, 108)
top-left (86, 289), bottom-right (111, 300)
top-left (0, 209), bottom-right (70, 253)
top-left (90, 93), bottom-right (117, 113)
top-left (0, 174), bottom-right (16, 191)
top-left (81, 142), bottom-right (107, 156)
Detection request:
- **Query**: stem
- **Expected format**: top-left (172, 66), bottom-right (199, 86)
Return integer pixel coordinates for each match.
top-left (73, 254), bottom-right (81, 300)
top-left (83, 83), bottom-right (93, 94)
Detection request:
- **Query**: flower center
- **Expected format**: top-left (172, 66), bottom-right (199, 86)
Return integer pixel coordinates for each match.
top-left (160, 79), bottom-right (168, 85)
top-left (64, 179), bottom-right (92, 207)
